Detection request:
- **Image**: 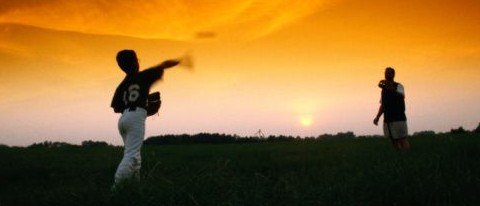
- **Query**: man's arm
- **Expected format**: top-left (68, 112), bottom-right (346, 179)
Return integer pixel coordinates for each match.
top-left (378, 80), bottom-right (397, 92)
top-left (373, 105), bottom-right (383, 125)
top-left (396, 84), bottom-right (405, 97)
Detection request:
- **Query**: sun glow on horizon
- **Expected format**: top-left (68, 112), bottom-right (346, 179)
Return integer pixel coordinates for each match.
top-left (300, 115), bottom-right (314, 127)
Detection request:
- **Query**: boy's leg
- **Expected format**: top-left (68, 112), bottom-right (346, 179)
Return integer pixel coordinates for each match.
top-left (114, 111), bottom-right (146, 184)
top-left (114, 115), bottom-right (128, 185)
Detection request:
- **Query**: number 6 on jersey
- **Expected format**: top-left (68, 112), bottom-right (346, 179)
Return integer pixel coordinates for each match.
top-left (123, 84), bottom-right (140, 105)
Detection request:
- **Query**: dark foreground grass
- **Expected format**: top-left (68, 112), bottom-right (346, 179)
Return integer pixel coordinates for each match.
top-left (1, 134), bottom-right (479, 206)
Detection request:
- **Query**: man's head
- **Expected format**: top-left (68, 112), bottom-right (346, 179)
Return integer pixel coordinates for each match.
top-left (116, 50), bottom-right (139, 75)
top-left (385, 67), bottom-right (395, 81)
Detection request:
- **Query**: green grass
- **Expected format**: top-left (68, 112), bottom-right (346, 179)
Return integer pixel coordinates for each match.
top-left (1, 134), bottom-right (479, 205)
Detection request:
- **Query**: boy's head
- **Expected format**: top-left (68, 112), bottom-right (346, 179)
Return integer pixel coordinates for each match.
top-left (116, 50), bottom-right (139, 75)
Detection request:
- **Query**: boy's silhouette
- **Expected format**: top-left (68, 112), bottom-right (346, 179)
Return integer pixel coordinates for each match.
top-left (111, 50), bottom-right (179, 185)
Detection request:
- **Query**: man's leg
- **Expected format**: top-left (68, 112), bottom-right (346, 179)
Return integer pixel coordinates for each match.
top-left (389, 121), bottom-right (410, 151)
top-left (390, 139), bottom-right (402, 151)
top-left (397, 121), bottom-right (409, 151)
top-left (400, 138), bottom-right (410, 151)
top-left (383, 123), bottom-right (397, 149)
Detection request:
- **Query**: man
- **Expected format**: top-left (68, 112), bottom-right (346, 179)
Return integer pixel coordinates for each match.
top-left (111, 50), bottom-right (179, 185)
top-left (373, 67), bottom-right (410, 151)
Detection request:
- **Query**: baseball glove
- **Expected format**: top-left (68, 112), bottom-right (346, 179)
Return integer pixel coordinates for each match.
top-left (146, 92), bottom-right (161, 116)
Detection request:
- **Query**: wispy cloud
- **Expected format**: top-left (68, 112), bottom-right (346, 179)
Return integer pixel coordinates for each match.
top-left (0, 0), bottom-right (333, 41)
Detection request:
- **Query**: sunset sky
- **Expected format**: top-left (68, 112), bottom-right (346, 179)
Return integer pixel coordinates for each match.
top-left (1, 0), bottom-right (479, 146)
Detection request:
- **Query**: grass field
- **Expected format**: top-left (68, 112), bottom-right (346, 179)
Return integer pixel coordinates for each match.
top-left (1, 134), bottom-right (479, 206)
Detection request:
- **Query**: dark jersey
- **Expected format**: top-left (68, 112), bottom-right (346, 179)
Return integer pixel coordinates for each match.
top-left (381, 82), bottom-right (407, 123)
top-left (111, 68), bottom-right (164, 113)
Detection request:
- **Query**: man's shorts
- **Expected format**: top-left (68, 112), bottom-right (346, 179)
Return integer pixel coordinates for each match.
top-left (383, 121), bottom-right (408, 140)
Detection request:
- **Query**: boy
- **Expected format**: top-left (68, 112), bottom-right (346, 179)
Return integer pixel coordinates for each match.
top-left (111, 50), bottom-right (179, 184)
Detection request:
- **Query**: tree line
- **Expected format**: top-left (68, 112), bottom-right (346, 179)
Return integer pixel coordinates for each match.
top-left (1, 123), bottom-right (478, 148)
top-left (143, 124), bottom-right (480, 145)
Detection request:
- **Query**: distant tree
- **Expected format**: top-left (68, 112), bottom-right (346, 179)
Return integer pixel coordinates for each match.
top-left (305, 136), bottom-right (316, 141)
top-left (357, 135), bottom-right (383, 139)
top-left (267, 135), bottom-right (276, 141)
top-left (144, 131), bottom-right (360, 145)
top-left (450, 127), bottom-right (467, 134)
top-left (336, 132), bottom-right (356, 139)
top-left (413, 131), bottom-right (436, 136)
top-left (145, 133), bottom-right (241, 145)
top-left (28, 141), bottom-right (75, 148)
top-left (318, 132), bottom-right (355, 140)
top-left (317, 134), bottom-right (333, 140)
top-left (81, 140), bottom-right (109, 147)
top-left (474, 123), bottom-right (480, 134)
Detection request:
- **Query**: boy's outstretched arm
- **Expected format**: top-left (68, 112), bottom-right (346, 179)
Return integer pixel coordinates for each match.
top-left (143, 59), bottom-right (180, 83)
top-left (153, 60), bottom-right (180, 70)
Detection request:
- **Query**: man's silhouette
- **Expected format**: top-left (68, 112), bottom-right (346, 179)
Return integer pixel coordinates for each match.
top-left (373, 67), bottom-right (410, 151)
top-left (110, 50), bottom-right (179, 185)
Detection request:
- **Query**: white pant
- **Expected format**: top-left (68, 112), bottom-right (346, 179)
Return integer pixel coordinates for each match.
top-left (114, 108), bottom-right (147, 184)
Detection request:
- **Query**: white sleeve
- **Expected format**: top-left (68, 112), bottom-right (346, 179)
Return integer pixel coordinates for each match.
top-left (397, 84), bottom-right (405, 96)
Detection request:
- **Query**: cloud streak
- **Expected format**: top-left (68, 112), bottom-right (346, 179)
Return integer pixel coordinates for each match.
top-left (0, 0), bottom-right (332, 41)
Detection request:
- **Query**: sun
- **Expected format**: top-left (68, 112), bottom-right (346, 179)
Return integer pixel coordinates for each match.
top-left (300, 115), bottom-right (314, 127)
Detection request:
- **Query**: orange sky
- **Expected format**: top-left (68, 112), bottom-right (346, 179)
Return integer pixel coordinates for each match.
top-left (1, 0), bottom-right (479, 146)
